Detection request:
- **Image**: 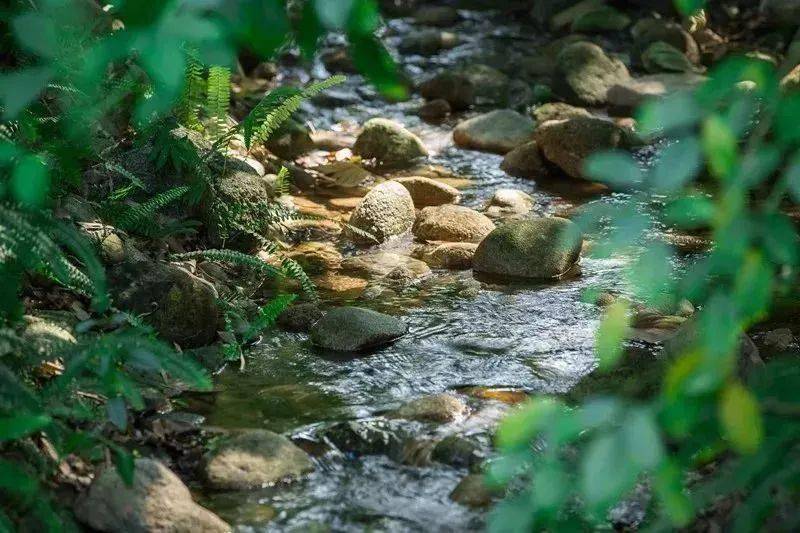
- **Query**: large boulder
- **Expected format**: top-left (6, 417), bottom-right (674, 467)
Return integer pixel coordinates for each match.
top-left (111, 261), bottom-right (221, 348)
top-left (204, 430), bottom-right (314, 490)
top-left (341, 252), bottom-right (431, 280)
top-left (346, 181), bottom-right (416, 243)
top-left (310, 306), bottom-right (408, 351)
top-left (534, 117), bottom-right (626, 179)
top-left (453, 110), bottom-right (536, 154)
top-left (75, 458), bottom-right (229, 533)
top-left (500, 141), bottom-right (551, 180)
top-left (392, 176), bottom-right (461, 207)
top-left (413, 205), bottom-right (495, 243)
top-left (353, 118), bottom-right (428, 168)
top-left (553, 42), bottom-right (630, 105)
top-left (473, 218), bottom-right (583, 279)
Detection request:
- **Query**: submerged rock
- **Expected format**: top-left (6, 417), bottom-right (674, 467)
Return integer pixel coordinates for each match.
top-left (431, 435), bottom-right (485, 469)
top-left (322, 418), bottom-right (411, 458)
top-left (352, 118), bottom-right (428, 168)
top-left (450, 473), bottom-right (497, 508)
top-left (534, 117), bottom-right (626, 179)
top-left (553, 41), bottom-right (630, 105)
top-left (418, 98), bottom-right (452, 122)
top-left (341, 252), bottom-right (431, 280)
top-left (392, 176), bottom-right (461, 207)
top-left (75, 458), bottom-right (230, 533)
top-left (346, 181), bottom-right (416, 244)
top-left (453, 110), bottom-right (536, 154)
top-left (394, 393), bottom-right (468, 423)
top-left (413, 241), bottom-right (478, 270)
top-left (310, 306), bottom-right (407, 351)
top-left (473, 218), bottom-right (583, 279)
top-left (204, 430), bottom-right (314, 490)
top-left (413, 205), bottom-right (496, 243)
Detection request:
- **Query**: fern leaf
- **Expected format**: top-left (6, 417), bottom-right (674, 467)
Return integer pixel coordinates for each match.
top-left (176, 47), bottom-right (206, 131)
top-left (243, 293), bottom-right (296, 342)
top-left (111, 186), bottom-right (189, 234)
top-left (273, 166), bottom-right (292, 197)
top-left (205, 66), bottom-right (231, 138)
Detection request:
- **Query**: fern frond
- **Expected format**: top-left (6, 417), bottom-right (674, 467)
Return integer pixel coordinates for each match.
top-left (273, 166), bottom-right (292, 197)
top-left (243, 293), bottom-right (296, 342)
top-left (205, 66), bottom-right (231, 138)
top-left (176, 47), bottom-right (206, 131)
top-left (109, 186), bottom-right (189, 235)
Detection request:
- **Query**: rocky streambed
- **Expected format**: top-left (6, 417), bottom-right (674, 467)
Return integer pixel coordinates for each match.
top-left (70, 2), bottom-right (773, 531)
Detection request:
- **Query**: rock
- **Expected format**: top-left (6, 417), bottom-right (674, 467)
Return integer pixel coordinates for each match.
top-left (534, 117), bottom-right (626, 179)
top-left (606, 73), bottom-right (706, 116)
top-left (75, 458), bottom-right (229, 533)
top-left (414, 5), bottom-right (459, 26)
top-left (321, 47), bottom-right (356, 74)
top-left (285, 242), bottom-right (342, 275)
top-left (500, 141), bottom-right (551, 180)
top-left (112, 262), bottom-right (221, 348)
top-left (277, 303), bottom-right (324, 333)
top-left (392, 176), bottom-right (460, 207)
top-left (431, 435), bottom-right (484, 469)
top-left (764, 328), bottom-right (794, 351)
top-left (413, 205), bottom-right (496, 243)
top-left (460, 386), bottom-right (529, 404)
top-left (20, 313), bottom-right (76, 362)
top-left (412, 242), bottom-right (478, 270)
top-left (321, 418), bottom-right (411, 459)
top-left (460, 64), bottom-right (511, 106)
top-left (485, 188), bottom-right (533, 219)
top-left (450, 474), bottom-right (496, 507)
top-left (341, 252), bottom-right (431, 280)
top-left (571, 5), bottom-right (631, 33)
top-left (761, 0), bottom-right (800, 26)
top-left (553, 41), bottom-right (630, 105)
top-left (393, 393), bottom-right (468, 423)
top-left (418, 98), bottom-right (451, 122)
top-left (353, 118), bottom-right (428, 169)
top-left (531, 102), bottom-right (592, 123)
top-left (642, 41), bottom-right (701, 74)
top-left (310, 306), bottom-right (407, 351)
top-left (313, 273), bottom-right (369, 296)
top-left (473, 218), bottom-right (583, 279)
top-left (453, 110), bottom-right (536, 154)
top-left (631, 18), bottom-right (700, 65)
top-left (204, 430), bottom-right (314, 490)
top-left (398, 29), bottom-right (458, 56)
top-left (346, 181), bottom-right (416, 244)
top-left (418, 71), bottom-right (475, 110)
top-left (264, 119), bottom-right (314, 159)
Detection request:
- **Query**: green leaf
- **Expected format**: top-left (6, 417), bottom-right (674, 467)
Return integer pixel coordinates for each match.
top-left (348, 34), bottom-right (407, 100)
top-left (674, 0), bottom-right (706, 16)
top-left (0, 66), bottom-right (54, 119)
top-left (733, 252), bottom-right (773, 324)
top-left (12, 12), bottom-right (59, 58)
top-left (702, 115), bottom-right (738, 179)
top-left (654, 460), bottom-right (693, 526)
top-left (785, 150), bottom-right (800, 203)
top-left (649, 137), bottom-right (702, 194)
top-left (106, 396), bottom-right (127, 430)
top-left (622, 408), bottom-right (663, 469)
top-left (11, 154), bottom-right (50, 208)
top-left (584, 151), bottom-right (642, 189)
top-left (636, 91), bottom-right (700, 139)
top-left (297, 0), bottom-right (325, 59)
top-left (112, 445), bottom-right (135, 486)
top-left (0, 458), bottom-right (37, 497)
top-left (496, 398), bottom-right (560, 450)
top-left (0, 413), bottom-right (51, 441)
top-left (719, 381), bottom-right (763, 454)
top-left (664, 194), bottom-right (714, 228)
top-left (595, 300), bottom-right (629, 370)
top-left (580, 432), bottom-right (637, 513)
top-left (628, 242), bottom-right (674, 307)
top-left (734, 145), bottom-right (781, 187)
top-left (642, 41), bottom-right (700, 74)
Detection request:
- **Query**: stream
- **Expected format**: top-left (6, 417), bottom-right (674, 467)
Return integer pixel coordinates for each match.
top-left (192, 6), bottom-right (659, 531)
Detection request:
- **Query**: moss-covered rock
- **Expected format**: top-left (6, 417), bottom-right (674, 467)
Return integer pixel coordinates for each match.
top-left (393, 393), bottom-right (468, 423)
top-left (553, 42), bottom-right (630, 105)
top-left (473, 217), bottom-right (582, 279)
top-left (391, 176), bottom-right (460, 207)
top-left (346, 181), bottom-right (416, 244)
top-left (413, 205), bottom-right (495, 243)
top-left (352, 118), bottom-right (428, 168)
top-left (453, 109), bottom-right (536, 154)
top-left (310, 306), bottom-right (407, 351)
top-left (500, 141), bottom-right (550, 180)
top-left (534, 117), bottom-right (626, 179)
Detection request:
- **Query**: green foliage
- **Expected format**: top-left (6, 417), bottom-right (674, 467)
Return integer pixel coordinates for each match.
top-left (205, 66), bottom-right (231, 138)
top-left (492, 48), bottom-right (800, 532)
top-left (218, 293), bottom-right (296, 368)
top-left (101, 186), bottom-right (190, 237)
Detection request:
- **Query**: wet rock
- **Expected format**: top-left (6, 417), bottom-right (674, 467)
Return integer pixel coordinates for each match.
top-left (75, 458), bottom-right (230, 533)
top-left (553, 41), bottom-right (630, 105)
top-left (204, 430), bottom-right (314, 490)
top-left (341, 252), bottom-right (431, 280)
top-left (399, 29), bottom-right (458, 56)
top-left (418, 71), bottom-right (475, 110)
top-left (660, 232), bottom-right (711, 254)
top-left (764, 328), bottom-right (794, 351)
top-left (607, 73), bottom-right (706, 116)
top-left (412, 242), bottom-right (478, 270)
top-left (112, 261), bottom-right (221, 348)
top-left (320, 47), bottom-right (356, 74)
top-left (500, 141), bottom-right (551, 180)
top-left (418, 98), bottom-right (451, 122)
top-left (473, 218), bottom-right (583, 280)
top-left (450, 473), bottom-right (496, 508)
top-left (313, 273), bottom-right (368, 296)
top-left (431, 435), bottom-right (485, 469)
top-left (277, 303), bottom-right (324, 333)
top-left (345, 181), bottom-right (416, 244)
top-left (352, 118), bottom-right (428, 169)
top-left (392, 176), bottom-right (460, 207)
top-left (393, 393), bottom-right (468, 423)
top-left (485, 188), bottom-right (534, 219)
top-left (459, 64), bottom-right (511, 106)
top-left (453, 109), bottom-right (536, 154)
top-left (531, 102), bottom-right (592, 123)
top-left (310, 306), bottom-right (407, 351)
top-left (413, 205), bottom-right (496, 243)
top-left (534, 117), bottom-right (626, 179)
top-left (264, 119), bottom-right (314, 159)
top-left (285, 242), bottom-right (342, 275)
top-left (144, 411), bottom-right (206, 437)
top-left (631, 18), bottom-right (700, 65)
top-left (460, 386), bottom-right (529, 405)
top-left (571, 5), bottom-right (631, 33)
top-left (321, 418), bottom-right (411, 458)
top-left (642, 41), bottom-right (701, 74)
top-left (414, 5), bottom-right (459, 26)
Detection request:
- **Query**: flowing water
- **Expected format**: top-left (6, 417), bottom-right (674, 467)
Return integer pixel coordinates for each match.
top-left (194, 7), bottom-right (656, 531)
